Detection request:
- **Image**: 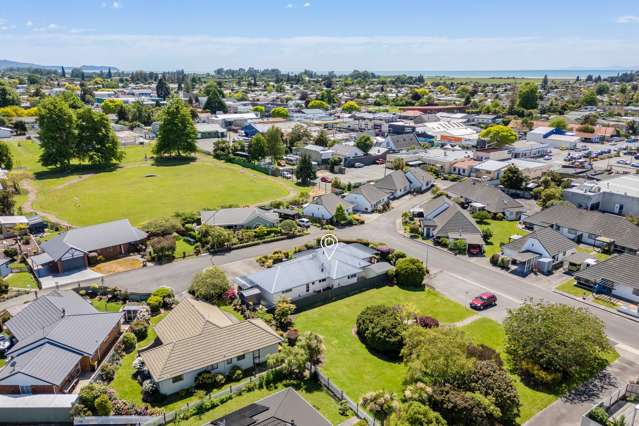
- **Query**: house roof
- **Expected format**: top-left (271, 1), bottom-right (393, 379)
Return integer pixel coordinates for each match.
top-left (0, 343), bottom-right (82, 387)
top-left (308, 193), bottom-right (353, 216)
top-left (375, 170), bottom-right (410, 194)
top-left (446, 180), bottom-right (525, 213)
top-left (386, 133), bottom-right (419, 150)
top-left (502, 227), bottom-right (577, 257)
top-left (575, 254), bottom-right (639, 290)
top-left (154, 298), bottom-right (238, 344)
top-left (351, 184), bottom-right (388, 205)
top-left (41, 219), bottom-right (147, 261)
top-left (419, 197), bottom-right (482, 238)
top-left (331, 143), bottom-right (365, 158)
top-left (141, 315), bottom-right (281, 381)
top-left (200, 208), bottom-right (279, 228)
top-left (524, 203), bottom-right (639, 251)
top-left (406, 167), bottom-right (434, 185)
top-left (211, 388), bottom-right (331, 426)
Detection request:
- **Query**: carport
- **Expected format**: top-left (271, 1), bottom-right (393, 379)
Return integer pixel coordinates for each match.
top-left (510, 251), bottom-right (539, 276)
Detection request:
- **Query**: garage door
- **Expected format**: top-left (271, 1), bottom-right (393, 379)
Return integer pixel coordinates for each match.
top-left (62, 256), bottom-right (86, 272)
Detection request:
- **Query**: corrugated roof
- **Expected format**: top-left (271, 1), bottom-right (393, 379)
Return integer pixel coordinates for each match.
top-left (200, 208), bottom-right (279, 228)
top-left (0, 344), bottom-right (81, 386)
top-left (309, 193), bottom-right (353, 216)
top-left (446, 180), bottom-right (525, 213)
top-left (502, 227), bottom-right (576, 257)
top-left (575, 254), bottom-right (639, 290)
top-left (419, 197), bottom-right (482, 238)
top-left (375, 170), bottom-right (410, 194)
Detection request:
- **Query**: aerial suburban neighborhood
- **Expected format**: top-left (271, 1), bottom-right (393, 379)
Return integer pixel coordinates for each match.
top-left (0, 1), bottom-right (639, 425)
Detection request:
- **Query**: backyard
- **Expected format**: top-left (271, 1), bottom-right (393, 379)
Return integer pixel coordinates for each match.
top-left (483, 219), bottom-right (529, 257)
top-left (7, 140), bottom-right (296, 226)
top-left (6, 272), bottom-right (38, 289)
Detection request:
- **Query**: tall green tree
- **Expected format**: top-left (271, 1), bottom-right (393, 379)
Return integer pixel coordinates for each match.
top-left (0, 142), bottom-right (14, 170)
top-left (264, 126), bottom-right (285, 162)
top-left (203, 89), bottom-right (228, 113)
top-left (500, 164), bottom-right (525, 190)
top-left (154, 97), bottom-right (197, 157)
top-left (517, 82), bottom-right (539, 110)
top-left (295, 153), bottom-right (316, 185)
top-left (155, 77), bottom-right (171, 100)
top-left (479, 125), bottom-right (517, 147)
top-left (287, 124), bottom-right (311, 149)
top-left (75, 108), bottom-right (124, 165)
top-left (38, 96), bottom-right (77, 168)
top-left (248, 133), bottom-right (267, 161)
top-left (314, 129), bottom-right (331, 147)
top-left (355, 134), bottom-right (373, 153)
top-left (581, 89), bottom-right (598, 106)
top-left (549, 116), bottom-right (568, 130)
top-left (0, 81), bottom-right (20, 108)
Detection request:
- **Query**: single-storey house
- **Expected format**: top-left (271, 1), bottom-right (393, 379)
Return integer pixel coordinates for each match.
top-left (303, 193), bottom-right (353, 221)
top-left (331, 143), bottom-right (365, 160)
top-left (501, 227), bottom-right (577, 275)
top-left (575, 254), bottom-right (639, 303)
top-left (405, 167), bottom-right (434, 193)
top-left (523, 203), bottom-right (639, 254)
top-left (30, 219), bottom-right (147, 277)
top-left (374, 170), bottom-right (411, 199)
top-left (344, 184), bottom-right (389, 213)
top-left (200, 208), bottom-right (279, 229)
top-left (446, 180), bottom-right (526, 220)
top-left (380, 133), bottom-right (420, 151)
top-left (235, 243), bottom-right (389, 307)
top-left (0, 291), bottom-right (121, 394)
top-left (0, 216), bottom-right (29, 239)
top-left (140, 298), bottom-right (281, 395)
top-left (297, 145), bottom-right (334, 164)
top-left (195, 123), bottom-right (227, 139)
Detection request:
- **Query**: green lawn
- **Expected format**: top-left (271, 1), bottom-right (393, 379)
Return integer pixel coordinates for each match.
top-left (576, 246), bottom-right (610, 262)
top-left (6, 272), bottom-right (38, 289)
top-left (294, 286), bottom-right (473, 402)
top-left (173, 382), bottom-right (350, 426)
top-left (91, 299), bottom-right (124, 313)
top-left (220, 304), bottom-right (244, 321)
top-left (7, 140), bottom-right (295, 226)
top-left (556, 278), bottom-right (591, 298)
top-left (175, 237), bottom-right (196, 258)
top-left (483, 220), bottom-right (529, 257)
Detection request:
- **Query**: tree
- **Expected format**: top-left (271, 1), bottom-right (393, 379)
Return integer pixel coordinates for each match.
top-left (356, 305), bottom-right (406, 357)
top-left (295, 153), bottom-right (316, 185)
top-left (541, 74), bottom-right (549, 90)
top-left (595, 82), bottom-right (610, 96)
top-left (429, 385), bottom-right (501, 426)
top-left (468, 361), bottom-right (521, 424)
top-left (273, 297), bottom-right (296, 330)
top-left (360, 391), bottom-right (399, 426)
top-left (472, 210), bottom-right (491, 224)
top-left (189, 267), bottom-right (231, 304)
top-left (101, 98), bottom-right (124, 114)
top-left (314, 129), bottom-right (331, 147)
top-left (203, 89), bottom-right (228, 113)
top-left (287, 124), bottom-right (311, 148)
top-left (248, 133), bottom-right (268, 162)
top-left (0, 81), bottom-right (20, 108)
top-left (38, 96), bottom-right (77, 168)
top-left (355, 134), bottom-right (373, 153)
top-left (264, 126), bottom-right (285, 162)
top-left (199, 225), bottom-right (234, 250)
top-left (297, 331), bottom-right (325, 368)
top-left (75, 108), bottom-right (124, 165)
top-left (0, 142), bottom-right (13, 170)
top-left (581, 89), bottom-right (598, 106)
top-left (155, 77), bottom-right (171, 100)
top-left (0, 277), bottom-right (8, 295)
top-left (341, 101), bottom-right (361, 113)
top-left (517, 82), bottom-right (539, 110)
top-left (548, 116), bottom-right (568, 130)
top-left (12, 120), bottom-right (27, 136)
top-left (270, 107), bottom-right (289, 119)
top-left (539, 186), bottom-right (562, 208)
top-left (307, 99), bottom-right (330, 110)
top-left (500, 164), bottom-right (525, 190)
top-left (504, 300), bottom-right (611, 385)
top-left (154, 97), bottom-right (197, 157)
top-left (94, 394), bottom-right (112, 416)
top-left (391, 402), bottom-right (447, 426)
top-left (279, 219), bottom-right (299, 235)
top-left (481, 226), bottom-right (493, 243)
top-left (333, 204), bottom-right (348, 224)
top-left (0, 191), bottom-right (14, 215)
top-left (479, 125), bottom-right (517, 148)
top-left (394, 257), bottom-right (427, 288)
top-left (267, 343), bottom-right (309, 380)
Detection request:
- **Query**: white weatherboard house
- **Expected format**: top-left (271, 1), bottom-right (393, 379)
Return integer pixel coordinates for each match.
top-left (140, 298), bottom-right (281, 395)
top-left (303, 193), bottom-right (353, 220)
top-left (344, 184), bottom-right (389, 213)
top-left (235, 243), bottom-right (388, 307)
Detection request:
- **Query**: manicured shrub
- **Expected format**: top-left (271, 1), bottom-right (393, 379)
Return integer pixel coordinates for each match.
top-left (356, 305), bottom-right (405, 357)
top-left (99, 362), bottom-right (116, 383)
top-left (94, 394), bottom-right (112, 416)
top-left (121, 332), bottom-right (137, 353)
top-left (227, 365), bottom-right (244, 382)
top-left (394, 257), bottom-right (427, 288)
top-left (129, 319), bottom-right (149, 341)
top-left (429, 385), bottom-right (501, 426)
top-left (415, 315), bottom-right (439, 329)
top-left (195, 370), bottom-right (225, 390)
top-left (3, 247), bottom-right (17, 258)
top-left (189, 267), bottom-right (230, 304)
top-left (489, 253), bottom-right (500, 266)
top-left (77, 383), bottom-right (108, 414)
top-left (146, 295), bottom-right (163, 313)
top-left (449, 239), bottom-right (468, 255)
top-left (466, 343), bottom-right (503, 367)
top-left (151, 287), bottom-right (174, 306)
top-left (141, 379), bottom-right (159, 402)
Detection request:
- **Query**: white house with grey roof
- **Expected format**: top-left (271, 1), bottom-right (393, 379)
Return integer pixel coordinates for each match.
top-left (235, 243), bottom-right (388, 307)
top-left (344, 184), bottom-right (389, 213)
top-left (0, 291), bottom-right (121, 395)
top-left (405, 167), bottom-right (434, 192)
top-left (575, 254), bottom-right (639, 303)
top-left (140, 298), bottom-right (281, 395)
top-left (200, 208), bottom-right (279, 229)
top-left (374, 170), bottom-right (411, 199)
top-left (501, 227), bottom-right (577, 275)
top-left (303, 193), bottom-right (353, 221)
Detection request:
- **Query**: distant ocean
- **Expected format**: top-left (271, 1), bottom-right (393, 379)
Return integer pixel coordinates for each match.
top-left (342, 69), bottom-right (635, 79)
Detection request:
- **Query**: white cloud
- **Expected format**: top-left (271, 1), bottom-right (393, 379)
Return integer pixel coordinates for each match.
top-left (101, 1), bottom-right (107, 7)
top-left (25, 20), bottom-right (33, 27)
top-left (286, 3), bottom-right (293, 8)
top-left (112, 1), bottom-right (122, 9)
top-left (617, 15), bottom-right (639, 23)
top-left (304, 2), bottom-right (311, 6)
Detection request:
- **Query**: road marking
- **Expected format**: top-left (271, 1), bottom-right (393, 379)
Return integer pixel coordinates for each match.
top-left (445, 272), bottom-right (521, 304)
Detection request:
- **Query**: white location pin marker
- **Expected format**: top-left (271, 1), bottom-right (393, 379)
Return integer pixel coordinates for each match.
top-left (320, 234), bottom-right (339, 260)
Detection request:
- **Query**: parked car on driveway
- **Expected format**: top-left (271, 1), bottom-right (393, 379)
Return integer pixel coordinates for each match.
top-left (0, 335), bottom-right (14, 355)
top-left (320, 176), bottom-right (332, 183)
top-left (375, 159), bottom-right (386, 165)
top-left (470, 292), bottom-right (497, 310)
top-left (354, 162), bottom-right (365, 168)
top-left (296, 218), bottom-right (311, 228)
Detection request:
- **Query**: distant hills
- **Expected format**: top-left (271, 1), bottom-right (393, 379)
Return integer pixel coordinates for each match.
top-left (0, 59), bottom-right (118, 72)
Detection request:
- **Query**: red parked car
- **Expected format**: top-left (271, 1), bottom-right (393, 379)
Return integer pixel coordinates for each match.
top-left (470, 292), bottom-right (497, 310)
top-left (320, 176), bottom-right (332, 183)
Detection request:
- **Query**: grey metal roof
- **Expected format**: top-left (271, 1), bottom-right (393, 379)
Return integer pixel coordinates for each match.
top-left (575, 254), bottom-right (639, 290)
top-left (375, 170), bottom-right (410, 194)
top-left (502, 227), bottom-right (577, 257)
top-left (446, 180), bottom-right (525, 213)
top-left (524, 203), bottom-right (639, 251)
top-left (351, 183), bottom-right (388, 205)
top-left (387, 133), bottom-right (419, 150)
top-left (419, 197), bottom-right (482, 238)
top-left (406, 167), bottom-right (434, 184)
top-left (41, 219), bottom-right (147, 261)
top-left (0, 343), bottom-right (82, 386)
top-left (309, 193), bottom-right (353, 216)
top-left (200, 208), bottom-right (279, 227)
top-left (331, 143), bottom-right (365, 158)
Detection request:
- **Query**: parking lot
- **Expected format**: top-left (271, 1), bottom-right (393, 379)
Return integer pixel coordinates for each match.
top-left (316, 163), bottom-right (388, 185)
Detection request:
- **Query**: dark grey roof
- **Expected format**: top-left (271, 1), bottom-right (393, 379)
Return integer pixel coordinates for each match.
top-left (387, 133), bottom-right (419, 150)
top-left (201, 208), bottom-right (279, 227)
top-left (419, 197), bottom-right (481, 238)
top-left (375, 170), bottom-right (410, 194)
top-left (6, 290), bottom-right (96, 341)
top-left (0, 343), bottom-right (82, 386)
top-left (352, 183), bottom-right (388, 205)
top-left (406, 167), bottom-right (434, 184)
top-left (524, 203), bottom-right (639, 251)
top-left (575, 254), bottom-right (639, 290)
top-left (309, 193), bottom-right (353, 216)
top-left (211, 388), bottom-right (331, 426)
top-left (502, 227), bottom-right (577, 257)
top-left (446, 180), bottom-right (525, 213)
top-left (41, 219), bottom-right (147, 261)
top-left (331, 143), bottom-right (365, 158)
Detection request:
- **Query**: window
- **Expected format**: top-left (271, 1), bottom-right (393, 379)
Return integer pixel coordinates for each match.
top-left (209, 363), bottom-right (218, 370)
top-left (319, 278), bottom-right (326, 283)
top-left (282, 289), bottom-right (292, 294)
top-left (237, 354), bottom-right (245, 361)
top-left (172, 375), bottom-right (184, 383)
top-left (227, 359), bottom-right (232, 365)
top-left (306, 284), bottom-right (310, 292)
top-left (347, 274), bottom-right (357, 279)
top-left (633, 288), bottom-right (639, 297)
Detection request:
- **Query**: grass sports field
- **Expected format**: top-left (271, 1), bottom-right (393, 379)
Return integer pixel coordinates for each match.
top-left (8, 140), bottom-right (296, 226)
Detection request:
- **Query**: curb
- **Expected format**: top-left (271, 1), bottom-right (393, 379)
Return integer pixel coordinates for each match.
top-left (552, 289), bottom-right (639, 324)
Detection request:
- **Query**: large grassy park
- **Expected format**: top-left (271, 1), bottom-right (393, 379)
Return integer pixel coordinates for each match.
top-left (7, 140), bottom-right (296, 226)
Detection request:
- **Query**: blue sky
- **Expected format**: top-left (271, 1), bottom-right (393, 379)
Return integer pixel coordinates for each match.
top-left (1, 0), bottom-right (639, 71)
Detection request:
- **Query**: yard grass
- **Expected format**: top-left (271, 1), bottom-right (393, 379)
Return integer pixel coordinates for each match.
top-left (555, 278), bottom-right (591, 298)
top-left (294, 286), bottom-right (473, 402)
top-left (483, 219), bottom-right (528, 258)
top-left (6, 140), bottom-right (296, 226)
top-left (576, 245), bottom-right (611, 262)
top-left (91, 257), bottom-right (143, 274)
top-left (91, 298), bottom-right (124, 313)
top-left (220, 304), bottom-right (244, 321)
top-left (175, 237), bottom-right (196, 258)
top-left (173, 381), bottom-right (350, 426)
top-left (6, 272), bottom-right (38, 289)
